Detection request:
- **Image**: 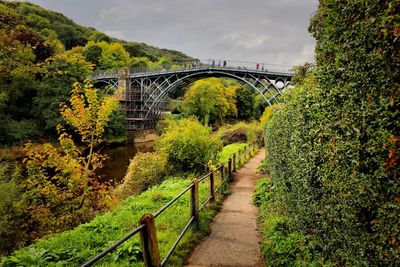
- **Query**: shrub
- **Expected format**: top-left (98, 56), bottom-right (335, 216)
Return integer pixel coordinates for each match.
top-left (216, 121), bottom-right (262, 145)
top-left (116, 152), bottom-right (169, 198)
top-left (156, 118), bottom-right (222, 172)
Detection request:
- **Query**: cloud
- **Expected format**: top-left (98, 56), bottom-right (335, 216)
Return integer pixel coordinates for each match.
top-left (103, 30), bottom-right (125, 39)
top-left (26, 0), bottom-right (318, 65)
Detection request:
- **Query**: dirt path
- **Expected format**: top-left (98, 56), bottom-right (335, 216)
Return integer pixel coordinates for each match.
top-left (186, 149), bottom-right (265, 267)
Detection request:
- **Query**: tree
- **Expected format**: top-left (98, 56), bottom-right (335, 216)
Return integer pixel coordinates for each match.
top-left (60, 81), bottom-right (119, 174)
top-left (11, 30), bottom-right (54, 62)
top-left (235, 85), bottom-right (256, 119)
top-left (183, 78), bottom-right (237, 124)
top-left (22, 81), bottom-right (119, 237)
top-left (33, 51), bottom-right (94, 133)
top-left (84, 41), bottom-right (130, 70)
top-left (82, 44), bottom-right (102, 68)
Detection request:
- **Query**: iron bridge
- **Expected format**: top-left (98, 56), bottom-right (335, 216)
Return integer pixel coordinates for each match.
top-left (93, 59), bottom-right (293, 131)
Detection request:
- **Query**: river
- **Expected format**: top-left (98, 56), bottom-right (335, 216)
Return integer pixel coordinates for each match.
top-left (97, 141), bottom-right (155, 185)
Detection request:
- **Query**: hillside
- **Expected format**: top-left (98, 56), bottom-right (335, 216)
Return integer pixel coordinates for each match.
top-left (0, 0), bottom-right (193, 64)
top-left (0, 1), bottom-right (194, 145)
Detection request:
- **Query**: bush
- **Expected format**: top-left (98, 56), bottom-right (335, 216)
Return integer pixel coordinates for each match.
top-left (254, 178), bottom-right (323, 266)
top-left (216, 121), bottom-right (262, 145)
top-left (264, 1), bottom-right (400, 265)
top-left (155, 118), bottom-right (222, 172)
top-left (116, 152), bottom-right (169, 198)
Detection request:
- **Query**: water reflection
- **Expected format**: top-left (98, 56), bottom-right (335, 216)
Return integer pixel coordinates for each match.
top-left (97, 141), bottom-right (155, 185)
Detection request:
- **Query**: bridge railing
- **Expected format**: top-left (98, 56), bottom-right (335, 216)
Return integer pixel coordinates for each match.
top-left (91, 59), bottom-right (293, 79)
top-left (81, 141), bottom-right (259, 267)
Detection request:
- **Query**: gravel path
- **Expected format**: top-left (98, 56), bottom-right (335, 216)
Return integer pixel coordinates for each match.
top-left (185, 149), bottom-right (265, 267)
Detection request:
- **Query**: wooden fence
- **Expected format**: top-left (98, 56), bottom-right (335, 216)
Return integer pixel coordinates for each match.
top-left (82, 141), bottom-right (258, 267)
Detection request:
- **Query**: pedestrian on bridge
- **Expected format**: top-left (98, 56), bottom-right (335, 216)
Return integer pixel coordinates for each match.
top-left (223, 60), bottom-right (227, 67)
top-left (256, 63), bottom-right (260, 70)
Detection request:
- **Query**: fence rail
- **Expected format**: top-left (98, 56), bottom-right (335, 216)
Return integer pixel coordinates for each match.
top-left (81, 141), bottom-right (259, 267)
top-left (91, 59), bottom-right (293, 79)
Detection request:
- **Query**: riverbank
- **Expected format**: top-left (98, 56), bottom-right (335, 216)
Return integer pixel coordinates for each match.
top-left (1, 143), bottom-right (257, 266)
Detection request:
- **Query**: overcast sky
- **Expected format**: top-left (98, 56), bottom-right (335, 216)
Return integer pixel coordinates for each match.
top-left (25, 0), bottom-right (318, 65)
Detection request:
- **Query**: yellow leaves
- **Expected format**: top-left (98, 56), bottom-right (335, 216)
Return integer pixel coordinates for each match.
top-left (60, 81), bottom-right (118, 146)
top-left (389, 97), bottom-right (395, 107)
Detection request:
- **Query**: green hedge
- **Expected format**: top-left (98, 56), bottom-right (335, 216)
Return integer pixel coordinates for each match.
top-left (264, 1), bottom-right (400, 265)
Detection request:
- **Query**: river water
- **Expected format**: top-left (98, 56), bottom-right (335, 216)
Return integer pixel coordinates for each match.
top-left (97, 141), bottom-right (155, 185)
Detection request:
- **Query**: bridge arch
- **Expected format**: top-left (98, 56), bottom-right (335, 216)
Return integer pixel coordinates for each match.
top-left (93, 63), bottom-right (292, 130)
top-left (144, 70), bottom-right (286, 120)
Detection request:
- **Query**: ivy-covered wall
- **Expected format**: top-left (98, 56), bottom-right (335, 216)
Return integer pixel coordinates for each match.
top-left (264, 1), bottom-right (399, 265)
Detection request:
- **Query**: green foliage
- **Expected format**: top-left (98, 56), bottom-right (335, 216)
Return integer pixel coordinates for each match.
top-left (254, 178), bottom-right (323, 266)
top-left (217, 143), bottom-right (247, 165)
top-left (235, 85), bottom-right (256, 119)
top-left (0, 162), bottom-right (27, 256)
top-left (252, 178), bottom-right (273, 207)
top-left (33, 52), bottom-right (94, 133)
top-left (104, 109), bottom-right (128, 140)
top-left (264, 1), bottom-right (400, 265)
top-left (290, 62), bottom-right (314, 85)
top-left (182, 78), bottom-right (238, 124)
top-left (253, 94), bottom-right (269, 119)
top-left (259, 105), bottom-right (278, 128)
top-left (216, 121), bottom-right (263, 145)
top-left (0, 178), bottom-right (220, 267)
top-left (156, 118), bottom-right (223, 172)
top-left (0, 0), bottom-right (193, 146)
top-left (116, 152), bottom-right (169, 198)
top-left (83, 41), bottom-right (130, 70)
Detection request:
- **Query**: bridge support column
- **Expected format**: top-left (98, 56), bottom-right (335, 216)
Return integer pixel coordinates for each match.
top-left (117, 68), bottom-right (130, 100)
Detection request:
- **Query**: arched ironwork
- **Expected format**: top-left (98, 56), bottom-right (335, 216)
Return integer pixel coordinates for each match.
top-left (94, 62), bottom-right (292, 130)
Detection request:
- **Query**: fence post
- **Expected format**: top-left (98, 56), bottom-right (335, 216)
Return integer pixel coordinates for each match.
top-left (233, 153), bottom-right (236, 172)
top-left (220, 165), bottom-right (224, 181)
top-left (191, 179), bottom-right (200, 229)
top-left (210, 171), bottom-right (215, 203)
top-left (228, 158), bottom-right (232, 179)
top-left (244, 146), bottom-right (247, 159)
top-left (238, 149), bottom-right (241, 166)
top-left (139, 214), bottom-right (161, 267)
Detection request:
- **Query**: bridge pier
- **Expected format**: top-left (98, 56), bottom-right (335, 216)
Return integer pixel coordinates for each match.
top-left (117, 68), bottom-right (130, 99)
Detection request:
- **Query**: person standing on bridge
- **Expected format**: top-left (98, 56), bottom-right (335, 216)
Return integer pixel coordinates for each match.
top-left (223, 60), bottom-right (227, 67)
top-left (212, 59), bottom-right (215, 66)
top-left (256, 63), bottom-right (260, 70)
top-left (261, 64), bottom-right (264, 71)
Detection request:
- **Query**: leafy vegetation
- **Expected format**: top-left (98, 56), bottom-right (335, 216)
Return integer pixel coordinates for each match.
top-left (261, 1), bottom-right (400, 265)
top-left (0, 82), bottom-right (119, 256)
top-left (254, 178), bottom-right (322, 266)
top-left (1, 141), bottom-right (256, 266)
top-left (155, 118), bottom-right (223, 172)
top-left (116, 152), bottom-right (170, 198)
top-left (217, 143), bottom-right (247, 165)
top-left (216, 121), bottom-right (263, 145)
top-left (182, 78), bottom-right (238, 124)
top-left (0, 0), bottom-right (193, 146)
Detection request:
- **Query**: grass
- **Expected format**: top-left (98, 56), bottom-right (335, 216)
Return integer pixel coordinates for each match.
top-left (1, 143), bottom-right (257, 267)
top-left (253, 178), bottom-right (325, 267)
